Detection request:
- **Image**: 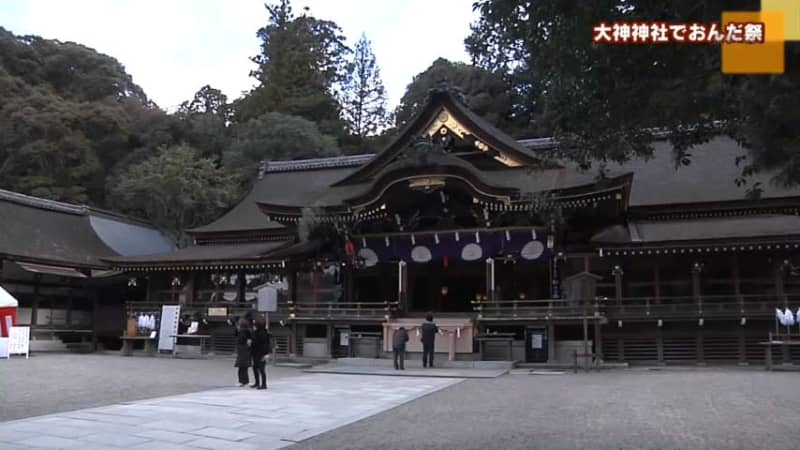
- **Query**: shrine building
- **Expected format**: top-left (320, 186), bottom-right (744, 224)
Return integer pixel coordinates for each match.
top-left (12, 87), bottom-right (799, 365)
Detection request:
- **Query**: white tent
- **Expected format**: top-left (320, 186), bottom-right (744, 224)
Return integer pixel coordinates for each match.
top-left (0, 285), bottom-right (18, 338)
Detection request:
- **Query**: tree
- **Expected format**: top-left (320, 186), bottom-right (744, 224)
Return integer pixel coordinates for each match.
top-left (178, 85), bottom-right (232, 120)
top-left (236, 0), bottom-right (350, 128)
top-left (177, 85), bottom-right (232, 160)
top-left (340, 34), bottom-right (390, 137)
top-left (394, 58), bottom-right (514, 131)
top-left (0, 27), bottom-right (184, 206)
top-left (224, 112), bottom-right (340, 181)
top-left (466, 0), bottom-right (800, 186)
top-left (109, 144), bottom-right (238, 246)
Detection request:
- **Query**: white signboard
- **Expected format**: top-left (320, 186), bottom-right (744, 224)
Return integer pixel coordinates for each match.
top-left (340, 331), bottom-right (350, 347)
top-left (531, 334), bottom-right (543, 350)
top-left (158, 305), bottom-right (181, 352)
top-left (9, 326), bottom-right (30, 358)
top-left (257, 287), bottom-right (278, 312)
top-left (0, 338), bottom-right (9, 359)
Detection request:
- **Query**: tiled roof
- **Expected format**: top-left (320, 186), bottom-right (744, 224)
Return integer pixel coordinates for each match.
top-left (0, 188), bottom-right (173, 268)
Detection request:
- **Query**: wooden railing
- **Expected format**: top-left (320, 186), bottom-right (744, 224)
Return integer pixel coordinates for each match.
top-left (284, 300), bottom-right (400, 320)
top-left (473, 298), bottom-right (603, 320)
top-left (125, 301), bottom-right (256, 320)
top-left (474, 295), bottom-right (800, 320)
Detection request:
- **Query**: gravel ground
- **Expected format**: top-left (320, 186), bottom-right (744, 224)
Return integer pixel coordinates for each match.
top-left (292, 367), bottom-right (800, 450)
top-left (0, 352), bottom-right (301, 421)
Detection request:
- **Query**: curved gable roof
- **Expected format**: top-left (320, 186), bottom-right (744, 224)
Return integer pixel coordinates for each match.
top-left (333, 89), bottom-right (547, 186)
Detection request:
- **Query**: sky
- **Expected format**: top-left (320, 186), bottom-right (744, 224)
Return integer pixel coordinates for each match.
top-left (1, 0), bottom-right (479, 112)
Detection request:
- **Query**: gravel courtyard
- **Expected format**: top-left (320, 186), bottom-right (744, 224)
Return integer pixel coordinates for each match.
top-left (0, 353), bottom-right (301, 421)
top-left (3, 355), bottom-right (800, 449)
top-left (293, 367), bottom-right (800, 450)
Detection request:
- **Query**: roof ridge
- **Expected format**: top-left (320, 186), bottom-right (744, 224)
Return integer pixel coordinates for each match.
top-left (0, 188), bottom-right (87, 215)
top-left (259, 154), bottom-right (376, 175)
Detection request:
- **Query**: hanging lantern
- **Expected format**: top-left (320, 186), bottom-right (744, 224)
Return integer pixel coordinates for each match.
top-left (443, 255), bottom-right (449, 269)
top-left (344, 240), bottom-right (356, 257)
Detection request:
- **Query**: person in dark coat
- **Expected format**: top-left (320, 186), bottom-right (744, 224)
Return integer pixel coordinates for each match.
top-left (420, 313), bottom-right (439, 368)
top-left (250, 317), bottom-right (272, 390)
top-left (393, 327), bottom-right (409, 370)
top-left (234, 318), bottom-right (252, 387)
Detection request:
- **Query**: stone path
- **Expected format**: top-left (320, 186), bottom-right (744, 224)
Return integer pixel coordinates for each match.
top-left (0, 374), bottom-right (462, 449)
top-left (305, 365), bottom-right (507, 378)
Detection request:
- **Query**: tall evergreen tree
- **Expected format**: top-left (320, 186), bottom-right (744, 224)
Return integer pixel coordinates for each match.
top-left (466, 0), bottom-right (800, 187)
top-left (341, 34), bottom-right (390, 137)
top-left (236, 0), bottom-right (350, 129)
top-left (394, 58), bottom-right (513, 132)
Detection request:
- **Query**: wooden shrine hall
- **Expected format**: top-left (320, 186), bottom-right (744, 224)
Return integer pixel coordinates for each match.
top-left (107, 87), bottom-right (800, 365)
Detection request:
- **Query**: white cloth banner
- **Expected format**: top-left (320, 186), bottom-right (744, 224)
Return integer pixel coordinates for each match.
top-left (158, 305), bottom-right (181, 351)
top-left (0, 337), bottom-right (9, 359)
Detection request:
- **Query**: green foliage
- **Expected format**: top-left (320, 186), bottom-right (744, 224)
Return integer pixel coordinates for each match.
top-left (0, 27), bottom-right (183, 206)
top-left (340, 34), bottom-right (390, 137)
top-left (394, 57), bottom-right (514, 131)
top-left (109, 144), bottom-right (238, 245)
top-left (466, 0), bottom-right (800, 185)
top-left (224, 112), bottom-right (340, 180)
top-left (237, 0), bottom-right (349, 127)
top-left (176, 85), bottom-right (232, 160)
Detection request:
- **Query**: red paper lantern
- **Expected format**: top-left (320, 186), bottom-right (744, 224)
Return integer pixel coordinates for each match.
top-left (344, 241), bottom-right (355, 256)
top-left (443, 255), bottom-right (449, 268)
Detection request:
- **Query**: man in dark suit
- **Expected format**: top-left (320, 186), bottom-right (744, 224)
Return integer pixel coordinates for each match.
top-left (393, 327), bottom-right (409, 370)
top-left (420, 313), bottom-right (439, 368)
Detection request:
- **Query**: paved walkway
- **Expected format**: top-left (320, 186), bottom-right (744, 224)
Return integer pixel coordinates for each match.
top-left (0, 374), bottom-right (462, 449)
top-left (305, 365), bottom-right (507, 378)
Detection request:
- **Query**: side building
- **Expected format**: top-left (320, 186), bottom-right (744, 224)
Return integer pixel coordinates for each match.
top-left (0, 189), bottom-right (174, 351)
top-left (106, 88), bottom-right (800, 365)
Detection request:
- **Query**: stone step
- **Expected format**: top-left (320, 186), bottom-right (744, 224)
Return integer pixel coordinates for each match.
top-left (332, 357), bottom-right (514, 370)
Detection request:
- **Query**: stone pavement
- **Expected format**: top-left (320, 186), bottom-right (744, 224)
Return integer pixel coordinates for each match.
top-left (0, 374), bottom-right (462, 449)
top-left (305, 365), bottom-right (507, 378)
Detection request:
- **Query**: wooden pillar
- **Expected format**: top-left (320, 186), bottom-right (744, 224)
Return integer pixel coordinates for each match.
top-left (31, 274), bottom-right (41, 329)
top-left (696, 325), bottom-right (705, 365)
top-left (237, 270), bottom-right (246, 303)
top-left (774, 261), bottom-right (787, 307)
top-left (594, 321), bottom-right (603, 362)
top-left (547, 322), bottom-right (556, 363)
top-left (186, 272), bottom-right (196, 305)
top-left (582, 317), bottom-right (589, 371)
top-left (398, 261), bottom-right (407, 311)
top-left (656, 325), bottom-right (665, 365)
top-left (737, 324), bottom-right (747, 365)
top-left (733, 256), bottom-right (743, 312)
top-left (326, 323), bottom-right (333, 357)
top-left (345, 265), bottom-right (354, 303)
top-left (613, 265), bottom-right (623, 305)
top-left (89, 279), bottom-right (98, 351)
top-left (485, 258), bottom-right (495, 302)
top-left (66, 289), bottom-right (74, 326)
top-left (653, 262), bottom-right (661, 304)
top-left (290, 322), bottom-right (298, 356)
top-left (617, 336), bottom-right (625, 362)
top-left (692, 263), bottom-right (703, 315)
top-left (145, 275), bottom-right (152, 302)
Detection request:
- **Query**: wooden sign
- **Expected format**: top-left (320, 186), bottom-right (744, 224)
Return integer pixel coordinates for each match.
top-left (208, 307), bottom-right (227, 317)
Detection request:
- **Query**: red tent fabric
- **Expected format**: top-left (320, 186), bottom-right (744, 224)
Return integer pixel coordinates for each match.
top-left (0, 285), bottom-right (18, 338)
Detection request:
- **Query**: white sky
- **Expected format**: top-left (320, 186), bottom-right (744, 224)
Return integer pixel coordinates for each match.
top-left (2, 0), bottom-right (478, 111)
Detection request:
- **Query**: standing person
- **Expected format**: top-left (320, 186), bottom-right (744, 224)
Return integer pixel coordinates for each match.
top-left (393, 326), bottom-right (409, 370)
top-left (421, 313), bottom-right (439, 368)
top-left (251, 316), bottom-right (272, 390)
top-left (235, 318), bottom-right (252, 387)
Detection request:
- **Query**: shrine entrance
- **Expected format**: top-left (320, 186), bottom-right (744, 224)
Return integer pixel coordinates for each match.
top-left (407, 260), bottom-right (482, 313)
